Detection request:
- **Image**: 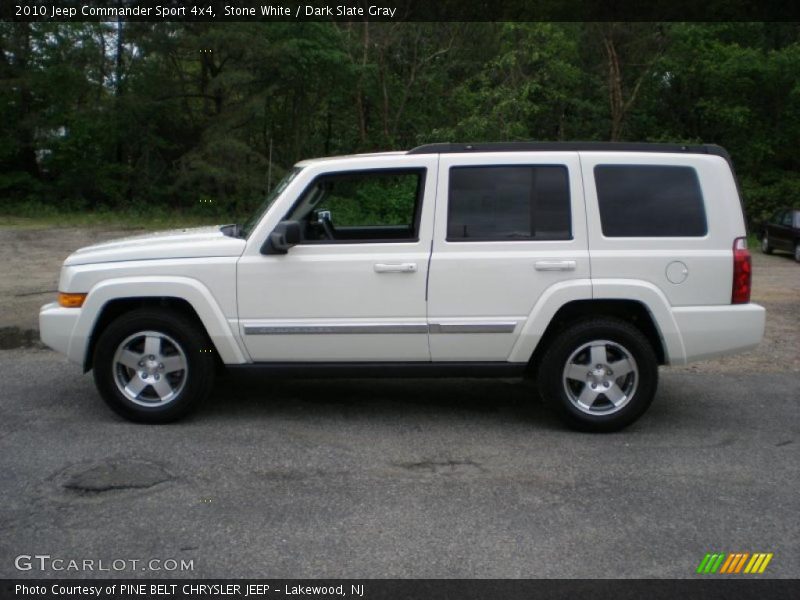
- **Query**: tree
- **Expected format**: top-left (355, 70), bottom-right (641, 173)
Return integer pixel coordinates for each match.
top-left (586, 23), bottom-right (667, 141)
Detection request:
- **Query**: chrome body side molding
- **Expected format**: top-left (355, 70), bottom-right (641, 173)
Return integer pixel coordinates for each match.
top-left (243, 322), bottom-right (518, 335)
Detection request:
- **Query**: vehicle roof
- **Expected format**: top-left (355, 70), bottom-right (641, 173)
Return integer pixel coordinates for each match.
top-left (407, 141), bottom-right (731, 159)
top-left (295, 142), bottom-right (733, 166)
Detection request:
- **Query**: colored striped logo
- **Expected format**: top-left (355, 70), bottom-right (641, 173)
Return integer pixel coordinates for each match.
top-left (696, 552), bottom-right (773, 574)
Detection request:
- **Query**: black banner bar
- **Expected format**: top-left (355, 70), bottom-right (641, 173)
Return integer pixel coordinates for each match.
top-left (4, 0), bottom-right (800, 22)
top-left (2, 580), bottom-right (800, 600)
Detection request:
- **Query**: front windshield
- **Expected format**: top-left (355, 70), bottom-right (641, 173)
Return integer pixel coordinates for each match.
top-left (240, 167), bottom-right (303, 237)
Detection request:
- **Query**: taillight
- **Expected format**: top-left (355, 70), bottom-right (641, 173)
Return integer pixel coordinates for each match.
top-left (732, 237), bottom-right (751, 304)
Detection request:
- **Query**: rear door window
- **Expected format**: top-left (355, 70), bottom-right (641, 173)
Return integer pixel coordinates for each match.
top-left (447, 165), bottom-right (571, 241)
top-left (594, 165), bottom-right (707, 237)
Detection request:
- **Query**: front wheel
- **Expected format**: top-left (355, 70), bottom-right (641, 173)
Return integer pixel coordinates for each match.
top-left (93, 309), bottom-right (216, 423)
top-left (537, 318), bottom-right (658, 432)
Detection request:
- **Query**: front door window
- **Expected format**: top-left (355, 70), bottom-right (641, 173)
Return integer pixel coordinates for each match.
top-left (286, 170), bottom-right (425, 243)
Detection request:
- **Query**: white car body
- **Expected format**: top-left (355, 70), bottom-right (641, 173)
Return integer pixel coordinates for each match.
top-left (39, 142), bottom-right (766, 428)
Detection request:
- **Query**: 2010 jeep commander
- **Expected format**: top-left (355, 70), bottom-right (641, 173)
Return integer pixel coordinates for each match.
top-left (40, 142), bottom-right (766, 431)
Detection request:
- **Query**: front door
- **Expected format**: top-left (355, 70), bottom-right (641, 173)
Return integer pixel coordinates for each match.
top-left (237, 157), bottom-right (437, 362)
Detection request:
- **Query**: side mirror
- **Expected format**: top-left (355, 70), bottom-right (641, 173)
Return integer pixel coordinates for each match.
top-left (315, 209), bottom-right (332, 223)
top-left (261, 220), bottom-right (302, 255)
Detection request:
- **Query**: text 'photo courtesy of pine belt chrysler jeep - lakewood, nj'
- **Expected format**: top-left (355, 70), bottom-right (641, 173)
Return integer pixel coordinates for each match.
top-left (39, 142), bottom-right (766, 432)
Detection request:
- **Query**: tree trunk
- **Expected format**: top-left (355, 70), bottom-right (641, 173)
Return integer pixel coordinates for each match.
top-left (10, 23), bottom-right (40, 179)
top-left (115, 17), bottom-right (125, 164)
top-left (601, 23), bottom-right (663, 142)
top-left (355, 22), bottom-right (370, 145)
top-left (603, 31), bottom-right (624, 141)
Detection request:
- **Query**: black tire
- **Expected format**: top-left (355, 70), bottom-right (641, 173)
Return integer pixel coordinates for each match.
top-left (761, 233), bottom-right (773, 255)
top-left (537, 318), bottom-right (658, 432)
top-left (92, 308), bottom-right (215, 423)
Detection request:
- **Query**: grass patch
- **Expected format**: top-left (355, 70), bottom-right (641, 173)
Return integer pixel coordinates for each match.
top-left (0, 205), bottom-right (229, 230)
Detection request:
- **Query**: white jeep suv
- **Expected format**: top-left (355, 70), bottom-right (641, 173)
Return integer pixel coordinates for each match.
top-left (39, 142), bottom-right (766, 431)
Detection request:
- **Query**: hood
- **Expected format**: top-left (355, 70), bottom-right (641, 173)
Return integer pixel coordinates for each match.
top-left (64, 226), bottom-right (246, 266)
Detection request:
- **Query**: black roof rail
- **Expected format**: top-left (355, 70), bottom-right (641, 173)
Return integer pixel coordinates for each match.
top-left (407, 141), bottom-right (731, 160)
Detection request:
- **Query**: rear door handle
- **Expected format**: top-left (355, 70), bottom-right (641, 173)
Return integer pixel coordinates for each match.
top-left (535, 260), bottom-right (576, 271)
top-left (374, 262), bottom-right (417, 273)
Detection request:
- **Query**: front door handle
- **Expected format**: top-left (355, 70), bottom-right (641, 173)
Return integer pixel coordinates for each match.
top-left (535, 260), bottom-right (577, 272)
top-left (374, 262), bottom-right (417, 273)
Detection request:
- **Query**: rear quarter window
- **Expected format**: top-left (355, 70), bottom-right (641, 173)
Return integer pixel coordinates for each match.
top-left (594, 165), bottom-right (707, 237)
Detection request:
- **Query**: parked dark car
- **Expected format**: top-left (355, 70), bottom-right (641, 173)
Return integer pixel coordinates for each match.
top-left (760, 208), bottom-right (800, 262)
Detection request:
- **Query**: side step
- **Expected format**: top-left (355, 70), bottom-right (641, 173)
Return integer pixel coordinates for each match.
top-left (227, 361), bottom-right (528, 379)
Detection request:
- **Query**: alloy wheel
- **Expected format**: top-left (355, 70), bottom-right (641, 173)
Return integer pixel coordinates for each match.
top-left (562, 340), bottom-right (639, 415)
top-left (112, 330), bottom-right (188, 407)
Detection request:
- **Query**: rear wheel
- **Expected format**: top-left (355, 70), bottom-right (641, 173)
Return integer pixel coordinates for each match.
top-left (537, 318), bottom-right (658, 432)
top-left (93, 309), bottom-right (215, 423)
top-left (761, 233), bottom-right (773, 254)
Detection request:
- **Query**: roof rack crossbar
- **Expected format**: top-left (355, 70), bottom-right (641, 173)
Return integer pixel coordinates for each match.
top-left (407, 141), bottom-right (729, 159)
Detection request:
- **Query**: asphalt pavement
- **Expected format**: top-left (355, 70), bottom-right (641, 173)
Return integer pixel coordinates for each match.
top-left (0, 348), bottom-right (797, 578)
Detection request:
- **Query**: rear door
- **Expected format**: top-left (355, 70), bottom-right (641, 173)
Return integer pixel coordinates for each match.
top-left (427, 152), bottom-right (589, 361)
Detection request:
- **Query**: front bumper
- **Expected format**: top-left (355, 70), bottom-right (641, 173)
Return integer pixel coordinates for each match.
top-left (39, 302), bottom-right (82, 364)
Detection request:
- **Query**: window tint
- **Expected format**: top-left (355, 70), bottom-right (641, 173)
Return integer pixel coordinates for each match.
top-left (288, 170), bottom-right (423, 242)
top-left (781, 211), bottom-right (793, 227)
top-left (594, 165), bottom-right (707, 237)
top-left (447, 166), bottom-right (571, 241)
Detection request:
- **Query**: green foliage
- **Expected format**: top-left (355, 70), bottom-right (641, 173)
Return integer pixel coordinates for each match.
top-left (740, 172), bottom-right (800, 224)
top-left (318, 174), bottom-right (418, 227)
top-left (0, 200), bottom-right (223, 229)
top-left (1, 22), bottom-right (800, 226)
top-left (432, 23), bottom-right (587, 141)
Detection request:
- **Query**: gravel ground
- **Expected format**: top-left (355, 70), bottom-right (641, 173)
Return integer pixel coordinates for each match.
top-left (1, 226), bottom-right (797, 372)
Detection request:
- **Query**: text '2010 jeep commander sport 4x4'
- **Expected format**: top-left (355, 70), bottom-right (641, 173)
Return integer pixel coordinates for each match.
top-left (40, 142), bottom-right (766, 431)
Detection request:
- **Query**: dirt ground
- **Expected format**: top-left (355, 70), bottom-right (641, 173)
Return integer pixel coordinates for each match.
top-left (0, 228), bottom-right (138, 335)
top-left (1, 226), bottom-right (798, 372)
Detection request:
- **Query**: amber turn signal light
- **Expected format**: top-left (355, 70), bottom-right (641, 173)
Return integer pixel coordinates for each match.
top-left (58, 292), bottom-right (87, 308)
